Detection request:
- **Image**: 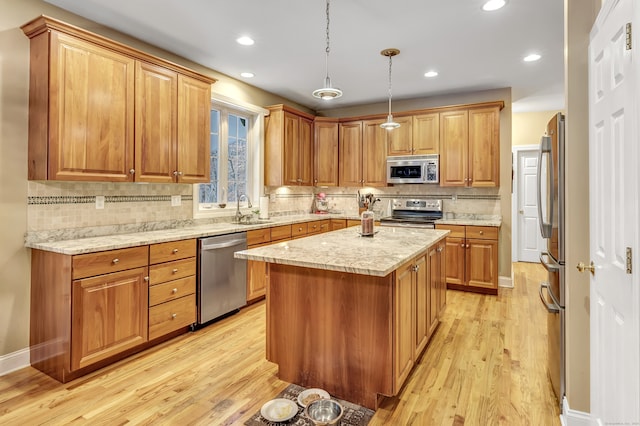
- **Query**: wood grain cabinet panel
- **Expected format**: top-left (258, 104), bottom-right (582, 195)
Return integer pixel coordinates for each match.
top-left (436, 224), bottom-right (499, 294)
top-left (265, 105), bottom-right (314, 186)
top-left (149, 239), bottom-right (196, 264)
top-left (394, 260), bottom-right (415, 392)
top-left (71, 266), bottom-right (149, 371)
top-left (338, 121), bottom-right (364, 186)
top-left (149, 258), bottom-right (196, 284)
top-left (72, 246), bottom-right (148, 280)
top-left (149, 294), bottom-right (196, 340)
top-left (387, 116), bottom-right (414, 156)
top-left (440, 110), bottom-right (469, 186)
top-left (21, 16), bottom-right (214, 183)
top-left (412, 113), bottom-right (440, 155)
top-left (314, 118), bottom-right (339, 186)
top-left (339, 119), bottom-right (387, 187)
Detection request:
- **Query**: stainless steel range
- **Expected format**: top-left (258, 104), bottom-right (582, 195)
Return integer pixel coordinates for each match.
top-left (380, 198), bottom-right (443, 229)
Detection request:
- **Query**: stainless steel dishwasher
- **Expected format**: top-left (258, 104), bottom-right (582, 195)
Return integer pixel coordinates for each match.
top-left (197, 232), bottom-right (247, 325)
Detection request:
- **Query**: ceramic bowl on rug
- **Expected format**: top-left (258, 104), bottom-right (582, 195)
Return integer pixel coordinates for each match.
top-left (304, 399), bottom-right (343, 425)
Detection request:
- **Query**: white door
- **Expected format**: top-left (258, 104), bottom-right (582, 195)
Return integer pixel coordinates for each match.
top-left (589, 0), bottom-right (640, 423)
top-left (516, 148), bottom-right (545, 262)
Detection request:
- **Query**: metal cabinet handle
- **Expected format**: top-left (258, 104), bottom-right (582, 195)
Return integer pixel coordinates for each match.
top-left (479, 230), bottom-right (484, 235)
top-left (173, 248), bottom-right (179, 254)
top-left (112, 258), bottom-right (119, 264)
top-left (437, 247), bottom-right (443, 253)
top-left (172, 268), bottom-right (178, 273)
top-left (171, 313), bottom-right (177, 319)
top-left (466, 244), bottom-right (470, 248)
top-left (144, 276), bottom-right (149, 282)
top-left (129, 168), bottom-right (135, 175)
top-left (172, 288), bottom-right (178, 294)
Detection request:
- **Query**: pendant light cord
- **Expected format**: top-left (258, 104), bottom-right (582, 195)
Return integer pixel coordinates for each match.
top-left (324, 0), bottom-right (331, 81)
top-left (387, 54), bottom-right (393, 117)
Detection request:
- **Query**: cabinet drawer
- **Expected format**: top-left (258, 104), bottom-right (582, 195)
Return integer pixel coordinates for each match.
top-left (247, 228), bottom-right (271, 246)
top-left (149, 294), bottom-right (196, 340)
top-left (149, 239), bottom-right (196, 264)
top-left (465, 226), bottom-right (498, 240)
top-left (307, 220), bottom-right (327, 235)
top-left (270, 224), bottom-right (292, 242)
top-left (149, 276), bottom-right (196, 306)
top-left (72, 246), bottom-right (149, 280)
top-left (291, 222), bottom-right (309, 238)
top-left (149, 258), bottom-right (196, 285)
top-left (330, 219), bottom-right (347, 230)
top-left (436, 224), bottom-right (465, 238)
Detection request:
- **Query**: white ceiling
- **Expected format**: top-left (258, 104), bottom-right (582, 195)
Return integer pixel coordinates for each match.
top-left (45, 0), bottom-right (564, 113)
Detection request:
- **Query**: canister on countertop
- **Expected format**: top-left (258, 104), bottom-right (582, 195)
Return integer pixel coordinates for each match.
top-left (360, 210), bottom-right (375, 236)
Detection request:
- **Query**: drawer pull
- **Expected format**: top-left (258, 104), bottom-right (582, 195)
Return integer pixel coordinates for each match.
top-left (172, 288), bottom-right (178, 294)
top-left (171, 313), bottom-right (177, 319)
top-left (172, 248), bottom-right (179, 254)
top-left (144, 276), bottom-right (149, 282)
top-left (172, 268), bottom-right (179, 273)
top-left (466, 244), bottom-right (470, 248)
top-left (298, 227), bottom-right (303, 231)
top-left (112, 258), bottom-right (119, 264)
top-left (479, 230), bottom-right (484, 235)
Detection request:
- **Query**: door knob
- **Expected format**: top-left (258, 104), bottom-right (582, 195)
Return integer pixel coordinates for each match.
top-left (576, 261), bottom-right (595, 276)
top-left (519, 209), bottom-right (524, 214)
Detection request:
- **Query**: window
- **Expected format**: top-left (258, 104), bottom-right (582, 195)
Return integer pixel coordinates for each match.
top-left (194, 96), bottom-right (266, 217)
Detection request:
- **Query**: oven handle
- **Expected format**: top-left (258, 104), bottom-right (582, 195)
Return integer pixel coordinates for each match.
top-left (539, 281), bottom-right (561, 313)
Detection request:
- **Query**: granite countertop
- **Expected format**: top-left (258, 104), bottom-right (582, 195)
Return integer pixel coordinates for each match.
top-left (435, 214), bottom-right (502, 227)
top-left (234, 227), bottom-right (449, 277)
top-left (24, 212), bottom-right (498, 256)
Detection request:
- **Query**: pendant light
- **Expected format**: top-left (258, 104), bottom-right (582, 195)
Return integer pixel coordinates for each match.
top-left (312, 0), bottom-right (342, 100)
top-left (380, 48), bottom-right (400, 130)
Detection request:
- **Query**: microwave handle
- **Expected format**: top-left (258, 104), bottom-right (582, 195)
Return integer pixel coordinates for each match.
top-left (422, 164), bottom-right (426, 182)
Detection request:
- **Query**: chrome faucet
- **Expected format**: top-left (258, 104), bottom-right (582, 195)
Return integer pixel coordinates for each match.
top-left (235, 193), bottom-right (252, 223)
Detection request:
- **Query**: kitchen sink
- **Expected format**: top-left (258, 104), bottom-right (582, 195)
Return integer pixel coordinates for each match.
top-left (233, 219), bottom-right (272, 226)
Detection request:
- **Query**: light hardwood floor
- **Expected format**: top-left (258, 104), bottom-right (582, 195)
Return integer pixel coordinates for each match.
top-left (0, 262), bottom-right (560, 425)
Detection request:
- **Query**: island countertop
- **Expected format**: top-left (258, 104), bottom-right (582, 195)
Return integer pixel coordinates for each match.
top-left (234, 226), bottom-right (449, 277)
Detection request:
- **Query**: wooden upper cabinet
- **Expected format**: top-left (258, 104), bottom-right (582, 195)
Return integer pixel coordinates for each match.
top-left (440, 110), bottom-right (469, 186)
top-left (339, 121), bottom-right (363, 187)
top-left (468, 106), bottom-right (500, 187)
top-left (440, 104), bottom-right (501, 187)
top-left (412, 113), bottom-right (440, 155)
top-left (362, 119), bottom-right (388, 187)
top-left (135, 61), bottom-right (177, 183)
top-left (21, 16), bottom-right (215, 183)
top-left (387, 116), bottom-right (413, 156)
top-left (27, 30), bottom-right (135, 181)
top-left (339, 119), bottom-right (387, 187)
top-left (176, 75), bottom-right (211, 183)
top-left (265, 105), bottom-right (314, 186)
top-left (314, 118), bottom-right (339, 186)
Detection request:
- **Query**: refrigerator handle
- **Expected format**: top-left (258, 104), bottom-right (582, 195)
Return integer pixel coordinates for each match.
top-left (537, 135), bottom-right (553, 238)
top-left (539, 282), bottom-right (561, 313)
top-left (540, 252), bottom-right (561, 272)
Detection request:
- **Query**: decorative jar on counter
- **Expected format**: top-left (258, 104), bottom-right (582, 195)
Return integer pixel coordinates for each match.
top-left (360, 211), bottom-right (375, 237)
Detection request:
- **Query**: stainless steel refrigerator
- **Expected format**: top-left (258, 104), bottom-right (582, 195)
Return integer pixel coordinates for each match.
top-left (537, 112), bottom-right (565, 409)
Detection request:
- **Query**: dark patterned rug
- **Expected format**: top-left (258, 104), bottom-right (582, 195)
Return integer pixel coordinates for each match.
top-left (244, 384), bottom-right (375, 426)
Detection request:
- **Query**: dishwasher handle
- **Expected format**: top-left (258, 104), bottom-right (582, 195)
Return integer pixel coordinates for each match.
top-left (201, 238), bottom-right (246, 251)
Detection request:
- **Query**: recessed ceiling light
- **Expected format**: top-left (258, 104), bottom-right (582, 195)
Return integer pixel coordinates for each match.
top-left (424, 71), bottom-right (439, 78)
top-left (240, 72), bottom-right (255, 78)
top-left (236, 36), bottom-right (254, 46)
top-left (482, 0), bottom-right (506, 11)
top-left (523, 53), bottom-right (541, 62)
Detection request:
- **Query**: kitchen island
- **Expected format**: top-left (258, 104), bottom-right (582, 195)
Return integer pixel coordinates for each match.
top-left (235, 226), bottom-right (449, 409)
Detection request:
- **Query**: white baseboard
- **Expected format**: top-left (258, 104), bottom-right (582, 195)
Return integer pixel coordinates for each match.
top-left (561, 397), bottom-right (591, 426)
top-left (499, 275), bottom-right (513, 288)
top-left (0, 347), bottom-right (30, 377)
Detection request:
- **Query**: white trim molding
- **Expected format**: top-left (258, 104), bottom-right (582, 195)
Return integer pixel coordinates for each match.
top-left (0, 347), bottom-right (30, 377)
top-left (499, 275), bottom-right (514, 288)
top-left (561, 396), bottom-right (591, 426)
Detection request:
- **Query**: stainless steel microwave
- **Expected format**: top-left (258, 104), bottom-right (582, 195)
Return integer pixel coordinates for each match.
top-left (387, 155), bottom-right (439, 184)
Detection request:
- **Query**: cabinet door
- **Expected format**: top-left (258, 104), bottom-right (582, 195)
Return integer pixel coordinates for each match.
top-left (444, 236), bottom-right (466, 286)
top-left (466, 238), bottom-right (498, 289)
top-left (283, 112), bottom-right (300, 185)
top-left (468, 107), bottom-right (500, 187)
top-left (314, 119), bottom-right (339, 186)
top-left (71, 267), bottom-right (148, 371)
top-left (412, 113), bottom-right (440, 155)
top-left (427, 247), bottom-right (439, 337)
top-left (247, 259), bottom-right (268, 302)
top-left (177, 74), bottom-right (211, 183)
top-left (387, 116), bottom-right (413, 156)
top-left (362, 119), bottom-right (388, 187)
top-left (50, 32), bottom-right (135, 181)
top-left (440, 110), bottom-right (469, 186)
top-left (394, 261), bottom-right (415, 391)
top-left (437, 240), bottom-right (447, 315)
top-left (339, 122), bottom-right (363, 186)
top-left (414, 253), bottom-right (429, 358)
top-left (330, 219), bottom-right (347, 230)
top-left (298, 117), bottom-right (313, 186)
top-left (135, 61), bottom-right (177, 183)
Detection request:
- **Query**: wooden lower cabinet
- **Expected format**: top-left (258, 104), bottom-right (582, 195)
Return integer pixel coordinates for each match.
top-left (330, 219), bottom-right (347, 230)
top-left (247, 242), bottom-right (271, 303)
top-left (436, 224), bottom-right (499, 294)
top-left (148, 239), bottom-right (197, 340)
top-left (394, 260), bottom-right (415, 390)
top-left (71, 267), bottom-right (149, 371)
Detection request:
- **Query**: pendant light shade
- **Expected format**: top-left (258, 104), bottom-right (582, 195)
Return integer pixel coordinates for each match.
top-left (380, 48), bottom-right (400, 130)
top-left (313, 0), bottom-right (342, 100)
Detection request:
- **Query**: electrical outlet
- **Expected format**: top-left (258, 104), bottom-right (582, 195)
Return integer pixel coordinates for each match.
top-left (171, 195), bottom-right (181, 206)
top-left (95, 196), bottom-right (105, 209)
